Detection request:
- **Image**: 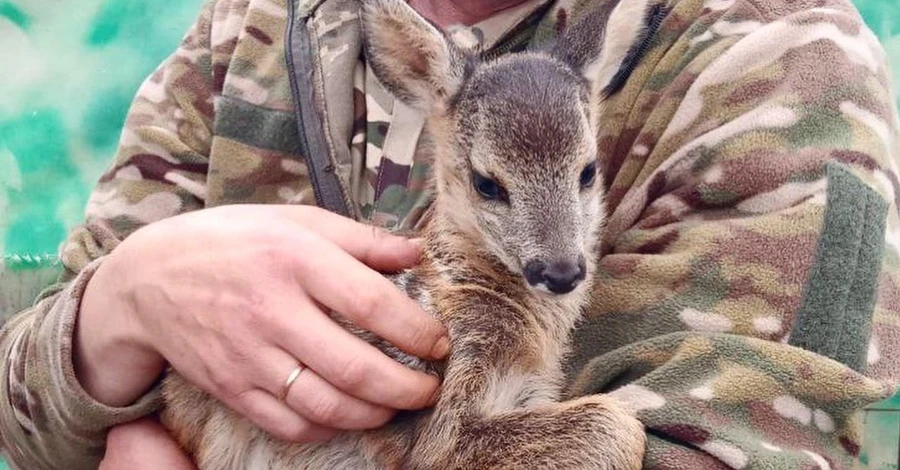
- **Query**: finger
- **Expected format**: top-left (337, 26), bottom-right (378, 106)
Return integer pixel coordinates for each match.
top-left (271, 302), bottom-right (441, 411)
top-left (256, 349), bottom-right (396, 430)
top-left (103, 418), bottom-right (198, 470)
top-left (292, 233), bottom-right (450, 361)
top-left (285, 367), bottom-right (397, 430)
top-left (226, 388), bottom-right (339, 443)
top-left (277, 205), bottom-right (423, 271)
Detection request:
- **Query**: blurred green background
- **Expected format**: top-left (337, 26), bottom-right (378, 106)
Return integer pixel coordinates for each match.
top-left (0, 0), bottom-right (898, 468)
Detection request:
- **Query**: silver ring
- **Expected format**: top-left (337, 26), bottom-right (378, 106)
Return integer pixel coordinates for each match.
top-left (278, 364), bottom-right (305, 401)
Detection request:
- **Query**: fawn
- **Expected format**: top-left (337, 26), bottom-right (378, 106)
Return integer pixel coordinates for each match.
top-left (160, 0), bottom-right (647, 468)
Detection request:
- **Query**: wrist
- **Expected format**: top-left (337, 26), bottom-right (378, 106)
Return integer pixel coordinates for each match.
top-left (74, 256), bottom-right (165, 407)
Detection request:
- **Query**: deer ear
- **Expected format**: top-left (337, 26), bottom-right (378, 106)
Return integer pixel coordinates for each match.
top-left (362, 0), bottom-right (469, 113)
top-left (550, 0), bottom-right (666, 111)
top-left (549, 6), bottom-right (610, 79)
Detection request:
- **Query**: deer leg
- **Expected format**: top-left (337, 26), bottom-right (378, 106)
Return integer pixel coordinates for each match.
top-left (409, 394), bottom-right (646, 470)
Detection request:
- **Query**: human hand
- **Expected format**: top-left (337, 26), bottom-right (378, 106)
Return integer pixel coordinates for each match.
top-left (99, 417), bottom-right (197, 470)
top-left (76, 205), bottom-right (449, 442)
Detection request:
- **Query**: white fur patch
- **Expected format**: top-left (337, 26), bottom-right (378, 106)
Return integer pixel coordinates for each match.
top-left (478, 372), bottom-right (558, 417)
top-left (679, 308), bottom-right (734, 333)
top-left (244, 441), bottom-right (275, 469)
top-left (447, 27), bottom-right (481, 50)
top-left (202, 421), bottom-right (266, 469)
top-left (772, 395), bottom-right (812, 425)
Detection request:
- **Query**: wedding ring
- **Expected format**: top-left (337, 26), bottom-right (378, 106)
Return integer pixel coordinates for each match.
top-left (278, 364), bottom-right (305, 401)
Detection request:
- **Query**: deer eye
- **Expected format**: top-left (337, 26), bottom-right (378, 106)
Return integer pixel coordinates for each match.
top-left (473, 172), bottom-right (507, 201)
top-left (579, 162), bottom-right (597, 189)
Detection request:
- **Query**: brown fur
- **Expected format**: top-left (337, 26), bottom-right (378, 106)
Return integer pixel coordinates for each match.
top-left (160, 0), bottom-right (647, 468)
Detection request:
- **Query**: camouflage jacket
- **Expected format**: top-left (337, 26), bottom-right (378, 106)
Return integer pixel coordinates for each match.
top-left (1, 0), bottom-right (899, 469)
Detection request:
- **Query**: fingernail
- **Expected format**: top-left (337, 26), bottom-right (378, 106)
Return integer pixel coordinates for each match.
top-left (431, 336), bottom-right (451, 359)
top-left (410, 238), bottom-right (426, 251)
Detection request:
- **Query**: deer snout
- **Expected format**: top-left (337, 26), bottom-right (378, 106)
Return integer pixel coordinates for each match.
top-left (524, 256), bottom-right (587, 294)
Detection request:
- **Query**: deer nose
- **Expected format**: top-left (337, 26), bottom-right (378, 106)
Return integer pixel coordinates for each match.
top-left (524, 257), bottom-right (586, 294)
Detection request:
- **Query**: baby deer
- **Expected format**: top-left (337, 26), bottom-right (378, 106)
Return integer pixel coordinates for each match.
top-left (160, 0), bottom-right (646, 468)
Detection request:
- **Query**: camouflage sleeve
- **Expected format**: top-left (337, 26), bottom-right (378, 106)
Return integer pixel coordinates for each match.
top-left (0, 1), bottom-right (220, 468)
top-left (568, 0), bottom-right (900, 468)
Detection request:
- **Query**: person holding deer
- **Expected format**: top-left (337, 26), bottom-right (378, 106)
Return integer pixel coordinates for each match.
top-left (0, 0), bottom-right (897, 468)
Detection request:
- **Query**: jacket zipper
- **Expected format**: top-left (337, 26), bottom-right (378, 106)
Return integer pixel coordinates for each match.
top-left (284, 0), bottom-right (352, 218)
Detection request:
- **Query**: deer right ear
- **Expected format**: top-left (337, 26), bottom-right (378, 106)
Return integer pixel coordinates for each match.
top-left (549, 0), bottom-right (665, 127)
top-left (362, 0), bottom-right (468, 113)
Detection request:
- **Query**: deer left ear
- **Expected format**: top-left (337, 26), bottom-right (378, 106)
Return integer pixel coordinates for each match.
top-left (550, 0), bottom-right (666, 115)
top-left (362, 0), bottom-right (470, 113)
